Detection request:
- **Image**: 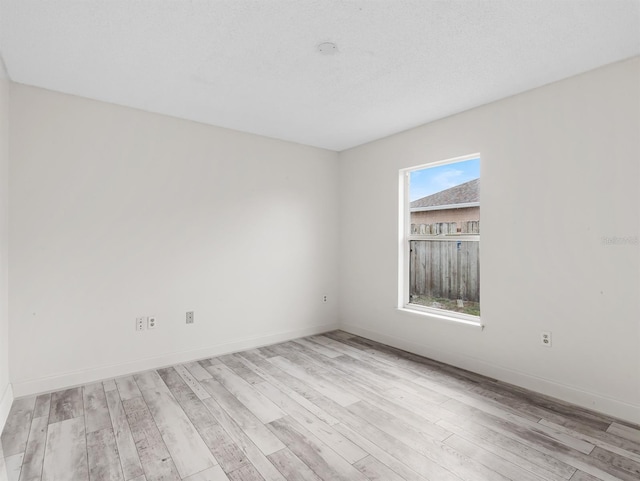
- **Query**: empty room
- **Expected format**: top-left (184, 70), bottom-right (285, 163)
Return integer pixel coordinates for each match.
top-left (1, 1), bottom-right (639, 480)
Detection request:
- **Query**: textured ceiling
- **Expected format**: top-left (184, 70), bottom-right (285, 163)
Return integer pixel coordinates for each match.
top-left (0, 1), bottom-right (638, 151)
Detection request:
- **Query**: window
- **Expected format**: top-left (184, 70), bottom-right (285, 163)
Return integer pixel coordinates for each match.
top-left (399, 154), bottom-right (481, 325)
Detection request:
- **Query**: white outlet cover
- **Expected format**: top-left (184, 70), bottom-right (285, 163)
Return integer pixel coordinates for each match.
top-left (541, 331), bottom-right (552, 347)
top-left (148, 317), bottom-right (157, 329)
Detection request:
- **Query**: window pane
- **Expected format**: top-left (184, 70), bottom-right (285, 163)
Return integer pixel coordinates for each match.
top-left (409, 239), bottom-right (480, 316)
top-left (405, 156), bottom-right (480, 318)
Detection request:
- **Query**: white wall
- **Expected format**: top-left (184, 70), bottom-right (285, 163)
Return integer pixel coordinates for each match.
top-left (338, 57), bottom-right (640, 423)
top-left (5, 57), bottom-right (639, 425)
top-left (0, 56), bottom-right (11, 429)
top-left (9, 85), bottom-right (339, 395)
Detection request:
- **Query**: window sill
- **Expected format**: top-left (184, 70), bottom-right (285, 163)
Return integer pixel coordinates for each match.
top-left (398, 305), bottom-right (483, 329)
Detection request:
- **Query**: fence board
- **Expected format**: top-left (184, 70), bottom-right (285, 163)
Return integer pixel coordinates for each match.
top-left (409, 239), bottom-right (479, 302)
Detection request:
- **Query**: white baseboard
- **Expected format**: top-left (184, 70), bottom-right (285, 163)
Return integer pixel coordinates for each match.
top-left (341, 323), bottom-right (640, 425)
top-left (0, 383), bottom-right (13, 434)
top-left (12, 323), bottom-right (339, 398)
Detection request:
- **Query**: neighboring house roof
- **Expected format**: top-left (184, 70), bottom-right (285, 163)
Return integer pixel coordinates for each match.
top-left (411, 178), bottom-right (479, 211)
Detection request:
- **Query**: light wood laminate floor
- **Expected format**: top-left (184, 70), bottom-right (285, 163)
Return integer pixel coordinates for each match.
top-left (2, 331), bottom-right (639, 481)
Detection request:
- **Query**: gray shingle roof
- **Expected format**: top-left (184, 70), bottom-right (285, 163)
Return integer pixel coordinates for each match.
top-left (411, 178), bottom-right (479, 209)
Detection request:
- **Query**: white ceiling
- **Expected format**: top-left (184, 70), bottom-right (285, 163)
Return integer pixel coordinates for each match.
top-left (0, 1), bottom-right (638, 151)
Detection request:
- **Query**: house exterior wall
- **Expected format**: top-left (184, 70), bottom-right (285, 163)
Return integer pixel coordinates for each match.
top-left (411, 206), bottom-right (479, 228)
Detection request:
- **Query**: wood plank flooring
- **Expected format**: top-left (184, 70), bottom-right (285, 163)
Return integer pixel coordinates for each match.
top-left (1, 331), bottom-right (639, 481)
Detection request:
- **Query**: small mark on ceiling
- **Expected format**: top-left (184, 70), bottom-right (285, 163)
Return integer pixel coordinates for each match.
top-left (317, 42), bottom-right (338, 55)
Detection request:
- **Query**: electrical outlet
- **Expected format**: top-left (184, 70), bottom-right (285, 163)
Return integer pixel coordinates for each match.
top-left (186, 311), bottom-right (194, 324)
top-left (148, 316), bottom-right (157, 329)
top-left (136, 317), bottom-right (146, 331)
top-left (323, 295), bottom-right (327, 302)
top-left (541, 331), bottom-right (552, 347)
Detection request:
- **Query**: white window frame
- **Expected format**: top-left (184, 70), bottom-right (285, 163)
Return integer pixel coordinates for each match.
top-left (398, 153), bottom-right (482, 328)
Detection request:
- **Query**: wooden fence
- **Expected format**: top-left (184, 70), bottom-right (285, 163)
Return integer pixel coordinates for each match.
top-left (410, 220), bottom-right (479, 235)
top-left (409, 236), bottom-right (480, 302)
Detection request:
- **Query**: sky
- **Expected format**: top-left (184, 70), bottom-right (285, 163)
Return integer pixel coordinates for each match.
top-left (409, 157), bottom-right (480, 201)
